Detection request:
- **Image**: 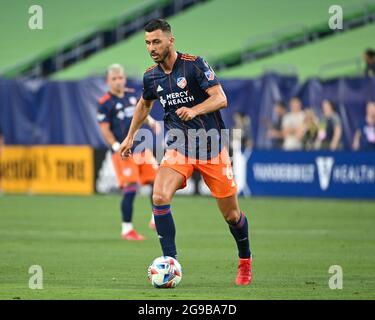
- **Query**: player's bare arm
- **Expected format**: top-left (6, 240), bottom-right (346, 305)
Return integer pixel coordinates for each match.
top-left (330, 125), bottom-right (342, 151)
top-left (120, 96), bottom-right (154, 158)
top-left (144, 115), bottom-right (161, 134)
top-left (175, 84), bottom-right (227, 121)
top-left (99, 122), bottom-right (121, 152)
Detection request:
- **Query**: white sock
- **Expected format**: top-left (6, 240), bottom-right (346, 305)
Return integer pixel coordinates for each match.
top-left (122, 222), bottom-right (133, 234)
top-left (150, 214), bottom-right (155, 224)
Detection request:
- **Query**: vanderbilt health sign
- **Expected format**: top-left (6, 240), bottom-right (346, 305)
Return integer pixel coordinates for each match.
top-left (247, 151), bottom-right (375, 199)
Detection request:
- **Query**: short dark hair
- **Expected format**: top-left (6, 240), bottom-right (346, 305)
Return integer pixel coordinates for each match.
top-left (144, 19), bottom-right (171, 33)
top-left (275, 101), bottom-right (287, 109)
top-left (323, 99), bottom-right (337, 112)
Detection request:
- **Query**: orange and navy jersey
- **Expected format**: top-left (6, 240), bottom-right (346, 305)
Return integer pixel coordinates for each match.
top-left (142, 52), bottom-right (226, 159)
top-left (97, 92), bottom-right (139, 144)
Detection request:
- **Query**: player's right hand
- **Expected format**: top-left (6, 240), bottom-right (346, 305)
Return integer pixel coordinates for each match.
top-left (120, 136), bottom-right (133, 159)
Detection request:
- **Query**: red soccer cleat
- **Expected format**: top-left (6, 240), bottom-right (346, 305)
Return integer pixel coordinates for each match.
top-left (236, 257), bottom-right (252, 286)
top-left (121, 229), bottom-right (145, 241)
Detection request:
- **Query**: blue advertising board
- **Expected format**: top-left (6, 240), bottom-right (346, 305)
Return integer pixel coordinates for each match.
top-left (246, 151), bottom-right (375, 199)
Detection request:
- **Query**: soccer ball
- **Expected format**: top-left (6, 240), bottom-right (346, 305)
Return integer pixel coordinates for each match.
top-left (147, 256), bottom-right (182, 288)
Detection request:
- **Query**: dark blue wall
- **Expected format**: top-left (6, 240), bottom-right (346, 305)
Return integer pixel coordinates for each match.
top-left (0, 74), bottom-right (374, 149)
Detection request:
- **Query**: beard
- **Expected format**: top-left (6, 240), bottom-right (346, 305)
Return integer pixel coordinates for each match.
top-left (151, 46), bottom-right (170, 63)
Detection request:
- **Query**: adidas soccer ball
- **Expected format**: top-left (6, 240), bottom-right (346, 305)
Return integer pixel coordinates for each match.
top-left (147, 256), bottom-right (182, 288)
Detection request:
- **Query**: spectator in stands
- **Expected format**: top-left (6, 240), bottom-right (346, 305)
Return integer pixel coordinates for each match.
top-left (352, 101), bottom-right (375, 151)
top-left (363, 48), bottom-right (375, 78)
top-left (0, 124), bottom-right (3, 192)
top-left (232, 112), bottom-right (252, 195)
top-left (317, 99), bottom-right (342, 151)
top-left (267, 101), bottom-right (287, 150)
top-left (0, 123), bottom-right (3, 153)
top-left (232, 112), bottom-right (253, 152)
top-left (281, 97), bottom-right (305, 150)
top-left (302, 108), bottom-right (319, 151)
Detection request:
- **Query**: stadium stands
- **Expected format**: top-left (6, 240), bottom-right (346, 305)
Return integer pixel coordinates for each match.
top-left (0, 0), bottom-right (210, 78)
top-left (219, 24), bottom-right (375, 80)
top-left (0, 0), bottom-right (140, 70)
top-left (53, 0), bottom-right (374, 79)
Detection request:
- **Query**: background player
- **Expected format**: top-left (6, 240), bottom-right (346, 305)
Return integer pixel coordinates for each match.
top-left (98, 64), bottom-right (160, 241)
top-left (119, 19), bottom-right (253, 285)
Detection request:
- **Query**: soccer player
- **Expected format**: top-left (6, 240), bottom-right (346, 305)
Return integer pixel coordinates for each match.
top-left (98, 64), bottom-right (160, 241)
top-left (119, 19), bottom-right (252, 285)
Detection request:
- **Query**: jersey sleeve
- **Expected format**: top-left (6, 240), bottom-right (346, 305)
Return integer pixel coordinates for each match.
top-left (97, 101), bottom-right (110, 123)
top-left (193, 56), bottom-right (220, 91)
top-left (142, 72), bottom-right (157, 101)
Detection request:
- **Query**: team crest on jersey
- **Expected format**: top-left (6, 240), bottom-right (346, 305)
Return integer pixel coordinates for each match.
top-left (177, 77), bottom-right (187, 89)
top-left (204, 69), bottom-right (215, 81)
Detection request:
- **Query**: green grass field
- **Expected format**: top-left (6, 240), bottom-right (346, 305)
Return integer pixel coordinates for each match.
top-left (0, 194), bottom-right (374, 300)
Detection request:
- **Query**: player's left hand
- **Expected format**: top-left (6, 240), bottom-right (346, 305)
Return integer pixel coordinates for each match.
top-left (176, 107), bottom-right (197, 121)
top-left (120, 136), bottom-right (134, 159)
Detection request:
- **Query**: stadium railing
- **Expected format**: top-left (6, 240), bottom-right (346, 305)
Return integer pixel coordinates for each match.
top-left (0, 0), bottom-right (210, 79)
top-left (211, 1), bottom-right (375, 73)
top-left (317, 57), bottom-right (363, 79)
